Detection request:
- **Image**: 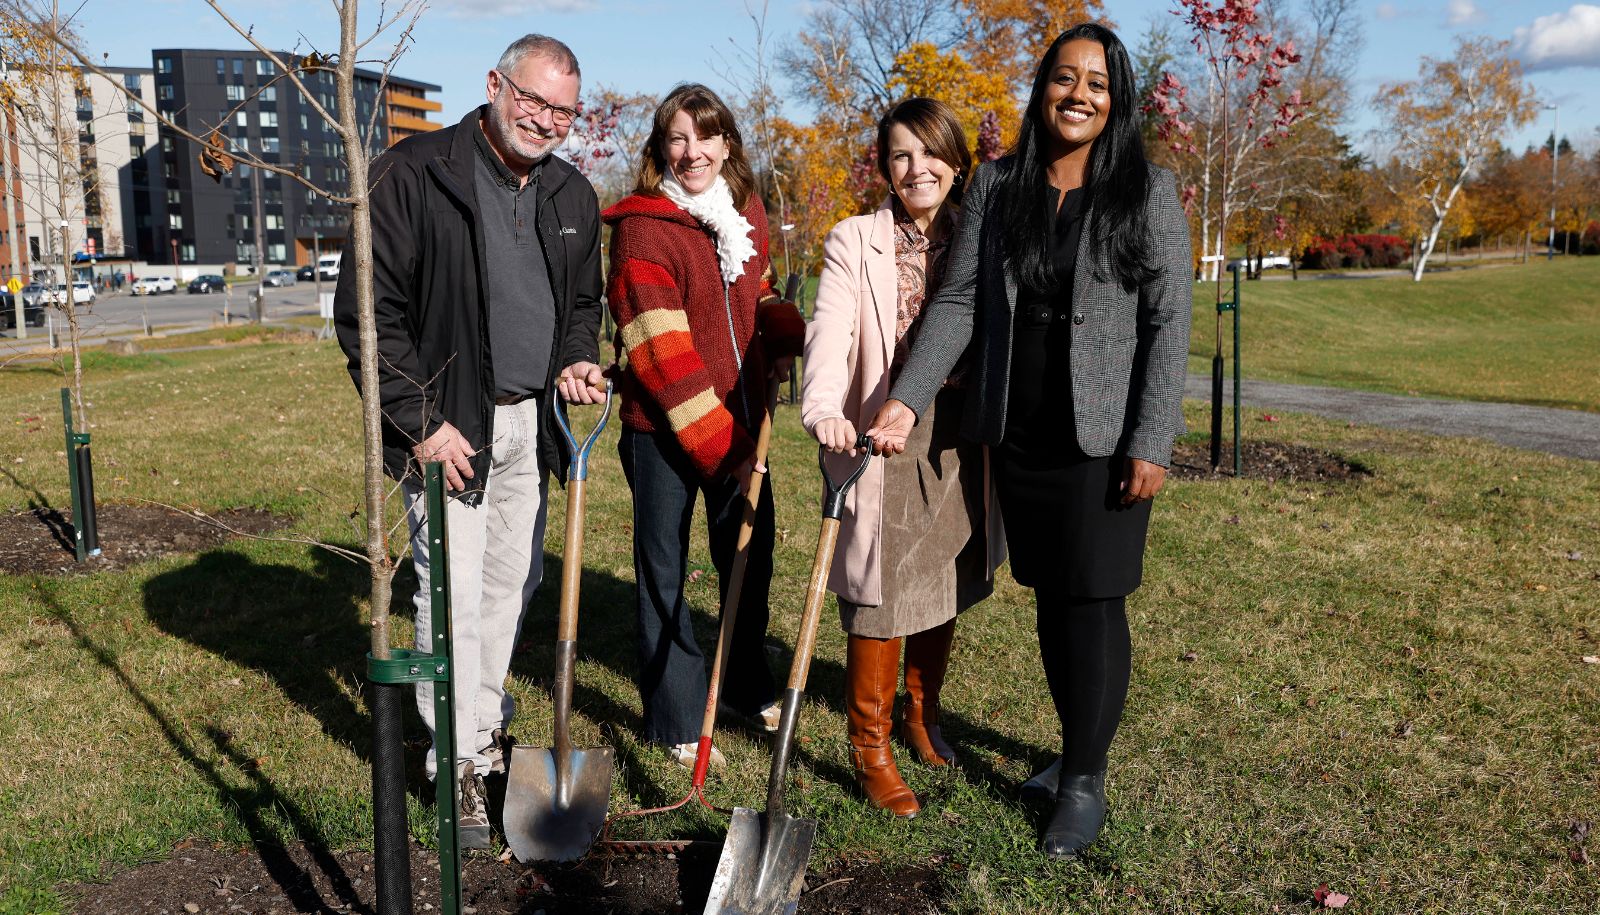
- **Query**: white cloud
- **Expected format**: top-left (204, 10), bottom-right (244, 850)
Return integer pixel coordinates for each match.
top-left (443, 0), bottom-right (594, 19)
top-left (1513, 4), bottom-right (1600, 71)
top-left (1446, 0), bottom-right (1484, 26)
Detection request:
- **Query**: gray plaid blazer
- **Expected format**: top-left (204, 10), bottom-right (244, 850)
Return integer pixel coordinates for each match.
top-left (889, 158), bottom-right (1193, 467)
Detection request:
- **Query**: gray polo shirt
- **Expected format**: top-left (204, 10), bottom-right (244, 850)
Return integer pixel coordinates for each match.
top-left (473, 124), bottom-right (556, 399)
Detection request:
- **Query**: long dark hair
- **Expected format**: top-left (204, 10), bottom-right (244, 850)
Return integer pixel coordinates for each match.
top-left (996, 23), bottom-right (1154, 293)
top-left (636, 83), bottom-right (756, 209)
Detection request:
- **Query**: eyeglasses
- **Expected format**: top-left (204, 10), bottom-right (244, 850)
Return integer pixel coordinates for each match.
top-left (495, 70), bottom-right (578, 127)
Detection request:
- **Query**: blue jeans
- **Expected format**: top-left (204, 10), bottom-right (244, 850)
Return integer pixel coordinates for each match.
top-left (619, 427), bottom-right (778, 745)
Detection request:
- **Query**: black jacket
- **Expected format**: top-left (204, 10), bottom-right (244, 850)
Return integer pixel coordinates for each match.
top-left (335, 107), bottom-right (604, 497)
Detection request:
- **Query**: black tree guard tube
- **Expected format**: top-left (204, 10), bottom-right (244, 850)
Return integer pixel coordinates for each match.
top-left (370, 679), bottom-right (413, 915)
top-left (76, 443), bottom-right (100, 555)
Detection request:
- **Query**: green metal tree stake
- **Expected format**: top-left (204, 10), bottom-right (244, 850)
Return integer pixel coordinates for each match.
top-left (366, 463), bottom-right (462, 915)
top-left (1208, 266), bottom-right (1242, 476)
top-left (60, 387), bottom-right (97, 561)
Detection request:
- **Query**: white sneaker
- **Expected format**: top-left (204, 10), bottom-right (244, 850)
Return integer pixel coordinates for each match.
top-left (668, 740), bottom-right (726, 770)
top-left (719, 699), bottom-right (783, 734)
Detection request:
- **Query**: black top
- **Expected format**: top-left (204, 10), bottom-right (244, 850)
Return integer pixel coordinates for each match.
top-left (1005, 186), bottom-right (1088, 453)
top-left (473, 125), bottom-right (557, 398)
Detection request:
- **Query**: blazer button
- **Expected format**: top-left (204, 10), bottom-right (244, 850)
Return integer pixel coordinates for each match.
top-left (1072, 313), bottom-right (1085, 325)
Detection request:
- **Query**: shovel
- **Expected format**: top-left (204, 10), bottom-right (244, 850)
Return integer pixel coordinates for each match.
top-left (504, 382), bottom-right (617, 863)
top-left (705, 435), bottom-right (874, 914)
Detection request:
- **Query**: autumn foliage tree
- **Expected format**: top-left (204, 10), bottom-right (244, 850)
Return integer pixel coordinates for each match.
top-left (1374, 37), bottom-right (1535, 280)
top-left (1144, 0), bottom-right (1307, 284)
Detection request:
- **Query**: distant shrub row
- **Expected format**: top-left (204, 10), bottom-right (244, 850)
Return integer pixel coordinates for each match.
top-left (1299, 234), bottom-right (1411, 270)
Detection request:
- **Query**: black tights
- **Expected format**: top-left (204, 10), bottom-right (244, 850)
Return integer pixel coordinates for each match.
top-left (1035, 591), bottom-right (1130, 775)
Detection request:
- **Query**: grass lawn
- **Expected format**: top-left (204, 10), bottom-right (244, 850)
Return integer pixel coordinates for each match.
top-left (2, 339), bottom-right (1598, 913)
top-left (1188, 257), bottom-right (1600, 412)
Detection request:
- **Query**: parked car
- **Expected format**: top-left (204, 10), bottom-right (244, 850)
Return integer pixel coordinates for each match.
top-left (187, 274), bottom-right (226, 294)
top-left (0, 292), bottom-right (46, 330)
top-left (133, 276), bottom-right (177, 295)
top-left (21, 283), bottom-right (48, 307)
top-left (295, 264), bottom-right (315, 281)
top-left (263, 269), bottom-right (296, 287)
top-left (316, 254), bottom-right (341, 281)
top-left (70, 281), bottom-right (96, 305)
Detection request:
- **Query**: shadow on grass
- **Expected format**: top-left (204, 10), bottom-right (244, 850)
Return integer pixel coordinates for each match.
top-left (513, 551), bottom-right (1054, 825)
top-left (38, 582), bottom-right (372, 915)
top-left (0, 465), bottom-right (73, 553)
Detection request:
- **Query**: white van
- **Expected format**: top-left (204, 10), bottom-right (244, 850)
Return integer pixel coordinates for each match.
top-left (317, 254), bottom-right (341, 281)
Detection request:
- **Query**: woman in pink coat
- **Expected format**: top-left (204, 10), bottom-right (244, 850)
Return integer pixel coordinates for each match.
top-left (800, 98), bottom-right (1000, 818)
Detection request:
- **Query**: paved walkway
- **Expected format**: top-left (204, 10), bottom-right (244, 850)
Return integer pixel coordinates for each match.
top-left (1184, 375), bottom-right (1600, 462)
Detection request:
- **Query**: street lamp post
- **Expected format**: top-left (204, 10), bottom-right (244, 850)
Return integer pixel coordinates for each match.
top-left (1544, 103), bottom-right (1558, 262)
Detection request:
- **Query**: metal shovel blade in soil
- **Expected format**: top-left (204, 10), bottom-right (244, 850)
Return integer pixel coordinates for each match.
top-left (503, 739), bottom-right (615, 862)
top-left (705, 804), bottom-right (815, 915)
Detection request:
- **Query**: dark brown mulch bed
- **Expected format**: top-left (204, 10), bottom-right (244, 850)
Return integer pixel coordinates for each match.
top-left (66, 840), bottom-right (948, 914)
top-left (1168, 439), bottom-right (1371, 483)
top-left (0, 503), bottom-right (288, 576)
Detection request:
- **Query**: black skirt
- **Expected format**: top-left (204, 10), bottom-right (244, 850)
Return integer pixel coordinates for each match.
top-left (993, 441), bottom-right (1151, 597)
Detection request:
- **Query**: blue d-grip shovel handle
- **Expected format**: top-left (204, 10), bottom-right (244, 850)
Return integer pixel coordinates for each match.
top-left (553, 379), bottom-right (615, 482)
top-left (818, 433), bottom-right (874, 521)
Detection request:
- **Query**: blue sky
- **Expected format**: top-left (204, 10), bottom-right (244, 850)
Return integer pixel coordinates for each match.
top-left (76, 0), bottom-right (1598, 155)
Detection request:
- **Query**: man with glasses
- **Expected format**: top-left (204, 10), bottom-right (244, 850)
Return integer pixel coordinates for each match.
top-left (334, 33), bottom-right (606, 850)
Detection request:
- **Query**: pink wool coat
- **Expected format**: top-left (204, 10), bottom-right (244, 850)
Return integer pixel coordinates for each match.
top-left (800, 202), bottom-right (1005, 606)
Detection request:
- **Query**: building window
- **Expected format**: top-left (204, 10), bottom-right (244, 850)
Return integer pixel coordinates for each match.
top-left (126, 101), bottom-right (143, 122)
top-left (259, 112), bottom-right (277, 128)
top-left (232, 58), bottom-right (243, 76)
top-left (169, 213), bottom-right (183, 230)
top-left (216, 58), bottom-right (225, 76)
top-left (181, 243), bottom-right (195, 262)
top-left (256, 59), bottom-right (276, 76)
top-left (226, 85), bottom-right (244, 101)
top-left (156, 57), bottom-right (172, 74)
top-left (236, 111), bottom-right (248, 127)
top-left (157, 85), bottom-right (173, 101)
top-left (166, 190), bottom-right (180, 204)
top-left (240, 214), bottom-right (251, 230)
top-left (259, 86), bottom-right (276, 102)
top-left (265, 214), bottom-right (283, 230)
top-left (260, 136), bottom-right (280, 154)
top-left (268, 243), bottom-right (286, 263)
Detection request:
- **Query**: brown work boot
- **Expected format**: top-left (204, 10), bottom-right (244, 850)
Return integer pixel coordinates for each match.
top-left (901, 619), bottom-right (957, 766)
top-left (845, 635), bottom-right (919, 817)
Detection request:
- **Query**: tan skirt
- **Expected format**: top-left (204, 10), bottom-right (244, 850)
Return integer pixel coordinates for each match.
top-left (839, 387), bottom-right (991, 638)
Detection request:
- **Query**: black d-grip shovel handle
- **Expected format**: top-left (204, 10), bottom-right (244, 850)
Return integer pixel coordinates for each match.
top-left (819, 434), bottom-right (874, 521)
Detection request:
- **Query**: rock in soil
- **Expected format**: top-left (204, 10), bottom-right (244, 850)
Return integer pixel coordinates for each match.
top-left (65, 840), bottom-right (950, 914)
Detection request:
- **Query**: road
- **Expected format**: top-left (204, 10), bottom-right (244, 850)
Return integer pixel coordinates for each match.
top-left (1185, 374), bottom-right (1600, 462)
top-left (0, 280), bottom-right (334, 347)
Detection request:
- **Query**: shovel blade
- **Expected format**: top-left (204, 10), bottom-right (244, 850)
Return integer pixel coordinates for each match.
top-left (502, 744), bottom-right (614, 863)
top-left (703, 806), bottom-right (816, 915)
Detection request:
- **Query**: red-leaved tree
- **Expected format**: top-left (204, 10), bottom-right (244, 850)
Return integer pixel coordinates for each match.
top-left (1145, 0), bottom-right (1306, 286)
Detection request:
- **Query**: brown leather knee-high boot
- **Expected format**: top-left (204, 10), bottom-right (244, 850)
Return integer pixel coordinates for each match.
top-left (845, 634), bottom-right (919, 817)
top-left (901, 618), bottom-right (957, 766)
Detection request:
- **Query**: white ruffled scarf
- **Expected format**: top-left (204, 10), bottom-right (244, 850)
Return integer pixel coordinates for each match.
top-left (660, 173), bottom-right (756, 284)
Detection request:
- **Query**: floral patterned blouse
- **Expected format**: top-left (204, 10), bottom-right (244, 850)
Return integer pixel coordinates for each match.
top-left (889, 199), bottom-right (962, 385)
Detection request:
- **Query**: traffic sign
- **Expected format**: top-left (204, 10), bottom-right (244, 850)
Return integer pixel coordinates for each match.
top-left (6, 277), bottom-right (20, 294)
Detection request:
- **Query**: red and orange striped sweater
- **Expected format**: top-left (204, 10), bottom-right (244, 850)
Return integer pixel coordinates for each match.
top-left (603, 192), bottom-right (805, 480)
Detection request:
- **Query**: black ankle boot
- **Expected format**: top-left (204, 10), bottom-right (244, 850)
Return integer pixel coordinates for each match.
top-left (1040, 770), bottom-right (1106, 858)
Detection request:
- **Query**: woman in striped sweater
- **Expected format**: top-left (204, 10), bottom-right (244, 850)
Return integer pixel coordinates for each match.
top-left (603, 83), bottom-right (805, 768)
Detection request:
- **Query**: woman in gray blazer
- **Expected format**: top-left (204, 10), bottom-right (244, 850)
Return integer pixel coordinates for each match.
top-left (867, 22), bottom-right (1192, 858)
